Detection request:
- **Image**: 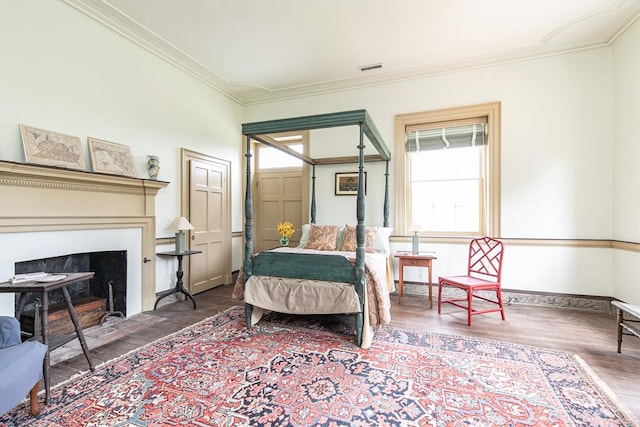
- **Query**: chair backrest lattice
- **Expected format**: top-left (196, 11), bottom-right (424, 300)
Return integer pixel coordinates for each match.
top-left (467, 237), bottom-right (504, 283)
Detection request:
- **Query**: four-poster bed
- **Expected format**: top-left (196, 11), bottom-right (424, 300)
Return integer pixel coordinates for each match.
top-left (236, 110), bottom-right (392, 348)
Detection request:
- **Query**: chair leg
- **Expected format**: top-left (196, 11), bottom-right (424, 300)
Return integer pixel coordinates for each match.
top-left (467, 289), bottom-right (473, 326)
top-left (437, 282), bottom-right (443, 314)
top-left (29, 381), bottom-right (42, 416)
top-left (497, 289), bottom-right (506, 320)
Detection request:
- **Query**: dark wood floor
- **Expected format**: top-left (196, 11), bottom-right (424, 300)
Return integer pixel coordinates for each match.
top-left (50, 283), bottom-right (640, 420)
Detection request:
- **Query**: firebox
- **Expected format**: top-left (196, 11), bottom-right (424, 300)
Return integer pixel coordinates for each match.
top-left (14, 250), bottom-right (128, 318)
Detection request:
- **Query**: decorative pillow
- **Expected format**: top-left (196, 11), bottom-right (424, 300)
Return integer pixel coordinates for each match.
top-left (374, 227), bottom-right (393, 257)
top-left (297, 224), bottom-right (311, 248)
top-left (335, 225), bottom-right (346, 251)
top-left (305, 224), bottom-right (341, 250)
top-left (340, 225), bottom-right (376, 252)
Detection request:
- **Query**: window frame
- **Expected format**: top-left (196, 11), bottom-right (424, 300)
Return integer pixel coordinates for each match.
top-left (394, 102), bottom-right (501, 238)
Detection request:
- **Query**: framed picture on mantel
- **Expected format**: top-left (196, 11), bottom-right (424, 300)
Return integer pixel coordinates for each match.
top-left (88, 137), bottom-right (137, 177)
top-left (20, 124), bottom-right (87, 171)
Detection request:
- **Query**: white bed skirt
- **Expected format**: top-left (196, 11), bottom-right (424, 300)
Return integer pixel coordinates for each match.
top-left (244, 275), bottom-right (373, 348)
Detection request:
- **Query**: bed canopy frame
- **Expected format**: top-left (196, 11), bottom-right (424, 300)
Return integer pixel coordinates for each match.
top-left (241, 109), bottom-right (391, 346)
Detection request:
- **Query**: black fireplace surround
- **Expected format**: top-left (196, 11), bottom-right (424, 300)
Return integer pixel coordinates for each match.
top-left (14, 251), bottom-right (127, 316)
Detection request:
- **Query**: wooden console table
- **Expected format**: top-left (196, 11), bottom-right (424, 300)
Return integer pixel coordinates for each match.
top-left (394, 251), bottom-right (437, 308)
top-left (0, 272), bottom-right (96, 404)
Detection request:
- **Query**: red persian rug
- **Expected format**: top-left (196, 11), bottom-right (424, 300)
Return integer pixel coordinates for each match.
top-left (1, 306), bottom-right (637, 426)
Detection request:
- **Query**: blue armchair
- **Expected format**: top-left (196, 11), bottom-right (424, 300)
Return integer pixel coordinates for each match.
top-left (0, 316), bottom-right (48, 416)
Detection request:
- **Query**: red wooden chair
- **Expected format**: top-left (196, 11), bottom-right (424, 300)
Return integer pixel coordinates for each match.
top-left (437, 237), bottom-right (505, 325)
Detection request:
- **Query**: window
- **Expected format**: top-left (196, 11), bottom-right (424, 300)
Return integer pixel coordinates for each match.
top-left (394, 102), bottom-right (501, 238)
top-left (255, 132), bottom-right (307, 170)
top-left (257, 143), bottom-right (303, 169)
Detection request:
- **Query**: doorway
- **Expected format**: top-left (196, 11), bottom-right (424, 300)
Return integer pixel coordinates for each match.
top-left (252, 131), bottom-right (309, 253)
top-left (181, 149), bottom-right (231, 294)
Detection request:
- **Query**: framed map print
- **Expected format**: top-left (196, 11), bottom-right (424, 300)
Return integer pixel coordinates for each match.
top-left (88, 137), bottom-right (137, 177)
top-left (20, 124), bottom-right (86, 170)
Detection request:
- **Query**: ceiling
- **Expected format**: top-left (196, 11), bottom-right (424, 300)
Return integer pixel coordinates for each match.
top-left (66, 0), bottom-right (640, 104)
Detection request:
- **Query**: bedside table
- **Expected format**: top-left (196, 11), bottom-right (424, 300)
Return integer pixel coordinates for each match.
top-left (394, 251), bottom-right (437, 308)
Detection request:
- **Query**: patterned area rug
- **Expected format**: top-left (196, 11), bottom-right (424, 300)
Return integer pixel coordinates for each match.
top-left (2, 306), bottom-right (637, 426)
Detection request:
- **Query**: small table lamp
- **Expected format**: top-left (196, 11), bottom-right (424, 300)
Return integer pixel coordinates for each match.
top-left (167, 216), bottom-right (194, 253)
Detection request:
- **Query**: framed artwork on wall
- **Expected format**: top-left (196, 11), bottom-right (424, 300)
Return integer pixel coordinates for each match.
top-left (88, 137), bottom-right (137, 177)
top-left (20, 124), bottom-right (86, 171)
top-left (335, 172), bottom-right (367, 196)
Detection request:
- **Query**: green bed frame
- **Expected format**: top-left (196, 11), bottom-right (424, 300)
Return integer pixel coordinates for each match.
top-left (241, 109), bottom-right (390, 346)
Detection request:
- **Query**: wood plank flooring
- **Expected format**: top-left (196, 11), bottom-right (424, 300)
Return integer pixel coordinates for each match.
top-left (49, 283), bottom-right (640, 420)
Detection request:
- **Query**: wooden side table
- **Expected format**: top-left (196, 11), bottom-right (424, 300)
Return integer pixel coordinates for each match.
top-left (394, 251), bottom-right (437, 308)
top-left (0, 272), bottom-right (96, 404)
top-left (155, 250), bottom-right (202, 310)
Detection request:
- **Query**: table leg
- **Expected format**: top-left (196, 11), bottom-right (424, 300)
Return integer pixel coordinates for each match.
top-left (154, 255), bottom-right (196, 310)
top-left (398, 261), bottom-right (404, 304)
top-left (428, 260), bottom-right (433, 309)
top-left (176, 255), bottom-right (196, 310)
top-left (616, 308), bottom-right (623, 353)
top-left (41, 291), bottom-right (50, 405)
top-left (61, 286), bottom-right (94, 371)
top-left (175, 255), bottom-right (196, 309)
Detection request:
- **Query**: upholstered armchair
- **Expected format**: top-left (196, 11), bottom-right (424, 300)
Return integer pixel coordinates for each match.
top-left (0, 316), bottom-right (48, 416)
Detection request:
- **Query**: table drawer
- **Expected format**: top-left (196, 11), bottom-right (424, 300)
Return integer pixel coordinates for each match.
top-left (401, 258), bottom-right (430, 267)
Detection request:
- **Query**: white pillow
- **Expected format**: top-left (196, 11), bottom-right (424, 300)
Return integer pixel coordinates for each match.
top-left (375, 227), bottom-right (393, 257)
top-left (297, 223), bottom-right (311, 248)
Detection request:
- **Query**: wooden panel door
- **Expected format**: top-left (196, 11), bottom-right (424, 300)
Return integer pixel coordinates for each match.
top-left (189, 159), bottom-right (228, 294)
top-left (255, 171), bottom-right (302, 252)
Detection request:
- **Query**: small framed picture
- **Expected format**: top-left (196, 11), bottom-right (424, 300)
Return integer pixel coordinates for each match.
top-left (20, 124), bottom-right (86, 170)
top-left (88, 137), bottom-right (137, 177)
top-left (335, 172), bottom-right (367, 196)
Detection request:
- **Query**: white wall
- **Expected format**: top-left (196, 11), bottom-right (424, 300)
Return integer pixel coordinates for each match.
top-left (245, 48), bottom-right (620, 299)
top-left (612, 17), bottom-right (640, 304)
top-left (0, 1), bottom-right (244, 312)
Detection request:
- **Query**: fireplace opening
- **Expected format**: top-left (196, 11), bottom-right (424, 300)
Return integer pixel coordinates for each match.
top-left (14, 251), bottom-right (128, 322)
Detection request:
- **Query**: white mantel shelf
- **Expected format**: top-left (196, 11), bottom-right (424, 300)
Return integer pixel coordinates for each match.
top-left (0, 160), bottom-right (169, 311)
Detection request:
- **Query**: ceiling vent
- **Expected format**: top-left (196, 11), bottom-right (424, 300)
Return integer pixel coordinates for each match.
top-left (358, 63), bottom-right (382, 72)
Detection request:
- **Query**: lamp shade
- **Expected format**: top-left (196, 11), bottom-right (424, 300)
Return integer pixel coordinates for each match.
top-left (167, 216), bottom-right (194, 231)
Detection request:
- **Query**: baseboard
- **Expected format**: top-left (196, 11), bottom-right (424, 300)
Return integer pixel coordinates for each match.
top-left (399, 282), bottom-right (614, 313)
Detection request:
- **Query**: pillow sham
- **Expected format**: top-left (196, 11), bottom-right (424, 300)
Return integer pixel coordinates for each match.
top-left (305, 224), bottom-right (342, 250)
top-left (340, 225), bottom-right (376, 252)
top-left (374, 226), bottom-right (393, 257)
top-left (297, 223), bottom-right (311, 248)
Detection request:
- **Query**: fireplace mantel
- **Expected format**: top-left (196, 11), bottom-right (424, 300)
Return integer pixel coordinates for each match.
top-left (0, 160), bottom-right (169, 311)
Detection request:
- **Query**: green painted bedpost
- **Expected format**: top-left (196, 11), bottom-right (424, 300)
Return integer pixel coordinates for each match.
top-left (244, 135), bottom-right (254, 326)
top-left (384, 160), bottom-right (390, 228)
top-left (355, 123), bottom-right (366, 347)
top-left (311, 164), bottom-right (317, 224)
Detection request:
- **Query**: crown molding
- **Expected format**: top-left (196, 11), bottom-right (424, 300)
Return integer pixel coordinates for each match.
top-left (59, 0), bottom-right (640, 105)
top-left (59, 0), bottom-right (244, 104)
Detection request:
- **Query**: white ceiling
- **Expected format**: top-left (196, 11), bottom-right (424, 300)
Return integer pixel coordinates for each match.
top-left (67, 0), bottom-right (640, 104)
